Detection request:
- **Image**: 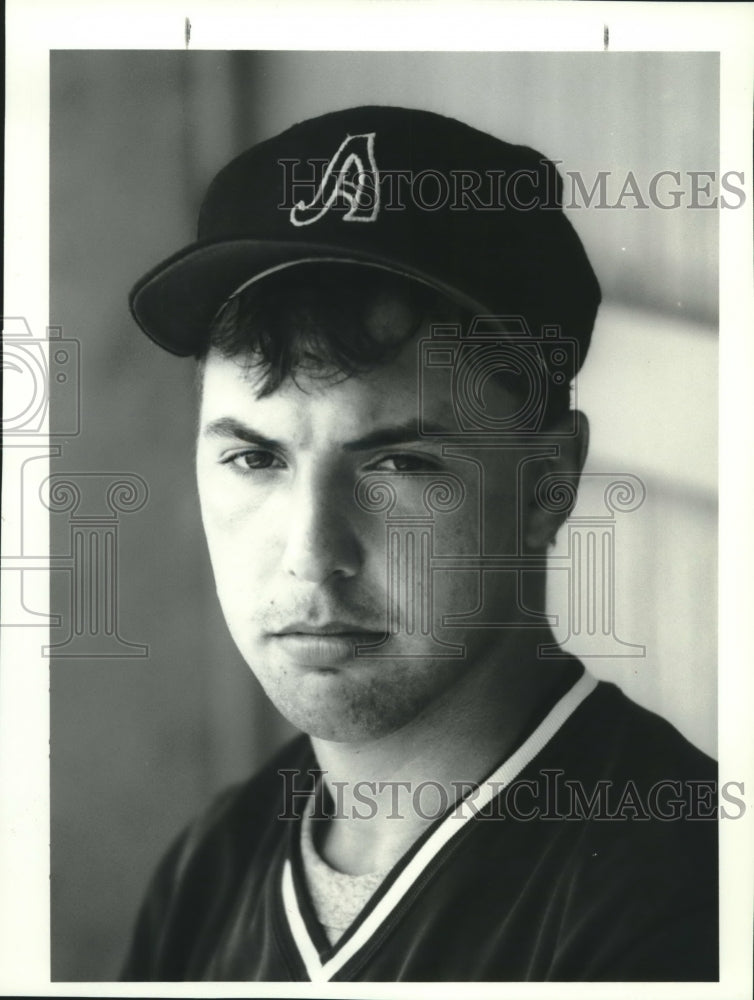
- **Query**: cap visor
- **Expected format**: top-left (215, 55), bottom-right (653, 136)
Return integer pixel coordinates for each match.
top-left (129, 238), bottom-right (489, 356)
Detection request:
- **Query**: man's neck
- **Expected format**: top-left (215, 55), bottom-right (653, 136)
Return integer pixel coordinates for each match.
top-left (309, 630), bottom-right (581, 876)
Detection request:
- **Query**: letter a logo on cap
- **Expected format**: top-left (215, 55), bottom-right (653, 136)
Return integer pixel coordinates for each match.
top-left (290, 133), bottom-right (380, 227)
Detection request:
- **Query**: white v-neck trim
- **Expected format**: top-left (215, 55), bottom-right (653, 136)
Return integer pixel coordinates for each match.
top-left (282, 669), bottom-right (598, 983)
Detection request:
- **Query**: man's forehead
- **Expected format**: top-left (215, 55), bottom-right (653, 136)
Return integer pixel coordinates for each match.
top-left (198, 334), bottom-right (520, 444)
top-left (200, 332), bottom-right (426, 414)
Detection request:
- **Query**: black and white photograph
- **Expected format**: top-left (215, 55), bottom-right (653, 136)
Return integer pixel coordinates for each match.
top-left (2, 2), bottom-right (753, 994)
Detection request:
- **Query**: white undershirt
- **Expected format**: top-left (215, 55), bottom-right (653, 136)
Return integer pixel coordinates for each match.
top-left (298, 671), bottom-right (597, 947)
top-left (300, 803), bottom-right (389, 945)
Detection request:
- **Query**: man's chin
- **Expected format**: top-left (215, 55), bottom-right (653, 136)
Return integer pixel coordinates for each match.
top-left (242, 636), bottom-right (479, 743)
top-left (259, 672), bottom-right (429, 745)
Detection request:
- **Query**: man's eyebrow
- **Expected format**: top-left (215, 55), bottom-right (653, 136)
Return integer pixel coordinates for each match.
top-left (201, 416), bottom-right (455, 451)
top-left (343, 420), bottom-right (454, 451)
top-left (201, 418), bottom-right (279, 450)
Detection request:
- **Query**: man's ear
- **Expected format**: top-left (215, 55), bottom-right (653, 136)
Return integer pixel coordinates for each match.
top-left (523, 411), bottom-right (590, 551)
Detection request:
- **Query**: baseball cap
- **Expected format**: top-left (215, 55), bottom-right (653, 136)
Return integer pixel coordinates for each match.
top-left (129, 105), bottom-right (601, 368)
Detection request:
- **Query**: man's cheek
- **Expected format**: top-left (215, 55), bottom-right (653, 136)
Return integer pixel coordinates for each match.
top-left (212, 527), bottom-right (276, 582)
top-left (202, 510), bottom-right (277, 607)
top-left (432, 569), bottom-right (484, 628)
top-left (199, 481), bottom-right (272, 545)
top-left (437, 467), bottom-right (518, 558)
top-left (199, 481), bottom-right (248, 526)
top-left (214, 569), bottom-right (267, 650)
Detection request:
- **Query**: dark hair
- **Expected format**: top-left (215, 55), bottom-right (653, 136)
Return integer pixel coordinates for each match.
top-left (198, 262), bottom-right (570, 427)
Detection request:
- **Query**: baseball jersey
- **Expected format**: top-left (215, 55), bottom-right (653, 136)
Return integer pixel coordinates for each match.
top-left (121, 670), bottom-right (718, 982)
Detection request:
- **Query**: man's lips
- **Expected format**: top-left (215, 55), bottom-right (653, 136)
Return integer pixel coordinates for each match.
top-left (266, 623), bottom-right (386, 667)
top-left (271, 621), bottom-right (384, 637)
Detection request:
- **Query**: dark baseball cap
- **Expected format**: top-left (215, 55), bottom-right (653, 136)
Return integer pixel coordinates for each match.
top-left (129, 105), bottom-right (601, 367)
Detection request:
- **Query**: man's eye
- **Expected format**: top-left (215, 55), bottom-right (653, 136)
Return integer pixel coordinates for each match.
top-left (225, 450), bottom-right (283, 472)
top-left (373, 453), bottom-right (439, 473)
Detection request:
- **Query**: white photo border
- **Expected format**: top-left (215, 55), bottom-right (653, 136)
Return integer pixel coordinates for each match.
top-left (3, 1), bottom-right (753, 997)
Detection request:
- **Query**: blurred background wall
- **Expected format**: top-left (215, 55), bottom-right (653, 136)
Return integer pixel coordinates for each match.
top-left (50, 51), bottom-right (718, 980)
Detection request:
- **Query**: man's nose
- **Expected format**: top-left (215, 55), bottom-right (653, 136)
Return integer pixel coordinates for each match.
top-left (281, 471), bottom-right (363, 584)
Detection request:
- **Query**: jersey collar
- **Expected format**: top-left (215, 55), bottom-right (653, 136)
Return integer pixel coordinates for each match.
top-left (280, 669), bottom-right (598, 982)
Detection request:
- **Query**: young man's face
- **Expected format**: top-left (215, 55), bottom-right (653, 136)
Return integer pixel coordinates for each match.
top-left (196, 297), bottom-right (555, 743)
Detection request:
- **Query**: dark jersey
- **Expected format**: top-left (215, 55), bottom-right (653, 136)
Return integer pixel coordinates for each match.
top-left (121, 673), bottom-right (718, 982)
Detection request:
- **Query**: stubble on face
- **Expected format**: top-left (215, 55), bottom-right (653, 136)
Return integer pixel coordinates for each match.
top-left (196, 306), bottom-right (536, 744)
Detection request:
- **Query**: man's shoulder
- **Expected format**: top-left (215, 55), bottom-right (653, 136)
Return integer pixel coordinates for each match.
top-left (121, 734), bottom-right (314, 980)
top-left (221, 732), bottom-right (315, 810)
top-left (197, 733), bottom-right (311, 823)
top-left (165, 734), bottom-right (313, 885)
top-left (539, 677), bottom-right (718, 930)
top-left (484, 676), bottom-right (719, 980)
top-left (559, 676), bottom-right (716, 784)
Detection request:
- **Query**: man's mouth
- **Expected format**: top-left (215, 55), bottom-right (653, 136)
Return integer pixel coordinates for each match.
top-left (267, 622), bottom-right (386, 667)
top-left (274, 621), bottom-right (383, 637)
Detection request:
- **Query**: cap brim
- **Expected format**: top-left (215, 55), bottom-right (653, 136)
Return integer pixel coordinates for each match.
top-left (129, 238), bottom-right (489, 357)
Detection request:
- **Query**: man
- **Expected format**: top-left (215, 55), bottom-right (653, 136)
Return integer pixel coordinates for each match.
top-left (122, 106), bottom-right (717, 982)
